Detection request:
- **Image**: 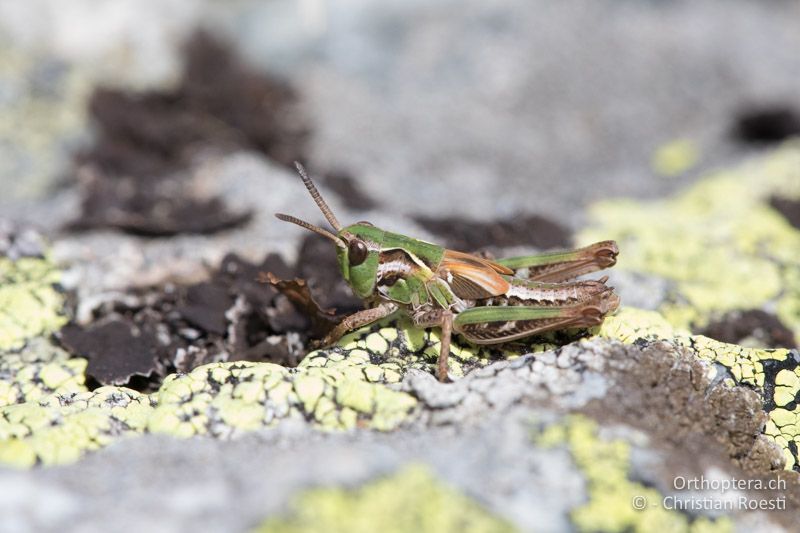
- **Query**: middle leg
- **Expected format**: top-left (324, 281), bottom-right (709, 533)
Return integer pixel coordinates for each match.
top-left (413, 309), bottom-right (454, 382)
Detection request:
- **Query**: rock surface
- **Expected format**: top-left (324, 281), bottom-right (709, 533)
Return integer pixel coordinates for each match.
top-left (2, 1), bottom-right (800, 532)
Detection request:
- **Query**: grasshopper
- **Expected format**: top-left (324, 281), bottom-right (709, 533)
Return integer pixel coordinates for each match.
top-left (277, 163), bottom-right (620, 382)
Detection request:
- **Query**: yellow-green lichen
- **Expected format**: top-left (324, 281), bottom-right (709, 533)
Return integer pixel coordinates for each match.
top-left (147, 360), bottom-right (419, 437)
top-left (0, 312), bottom-right (468, 466)
top-left (2, 237), bottom-right (797, 475)
top-left (0, 255), bottom-right (427, 466)
top-left (0, 49), bottom-right (91, 201)
top-left (0, 387), bottom-right (152, 468)
top-left (535, 415), bottom-right (732, 533)
top-left (4, 305), bottom-right (797, 470)
top-left (652, 138), bottom-right (700, 177)
top-left (253, 464), bottom-right (516, 533)
top-left (300, 318), bottom-right (516, 380)
top-left (0, 339), bottom-right (87, 408)
top-left (0, 256), bottom-right (68, 351)
top-left (580, 143), bottom-right (800, 338)
top-left (601, 307), bottom-right (800, 471)
top-left (0, 307), bottom-right (524, 467)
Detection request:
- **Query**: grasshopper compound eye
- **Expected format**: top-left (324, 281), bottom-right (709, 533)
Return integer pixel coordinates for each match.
top-left (285, 163), bottom-right (620, 384)
top-left (348, 239), bottom-right (368, 266)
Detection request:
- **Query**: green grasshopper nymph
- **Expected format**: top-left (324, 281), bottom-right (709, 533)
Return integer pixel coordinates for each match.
top-left (277, 163), bottom-right (620, 382)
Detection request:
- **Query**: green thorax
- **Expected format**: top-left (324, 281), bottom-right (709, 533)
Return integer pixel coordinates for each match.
top-left (336, 223), bottom-right (445, 299)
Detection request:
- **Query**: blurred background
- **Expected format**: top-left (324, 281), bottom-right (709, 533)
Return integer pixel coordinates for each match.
top-left (1, 0), bottom-right (799, 231)
top-left (1, 1), bottom-right (800, 531)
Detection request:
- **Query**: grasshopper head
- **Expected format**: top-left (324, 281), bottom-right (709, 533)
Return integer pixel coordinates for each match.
top-left (275, 163), bottom-right (382, 299)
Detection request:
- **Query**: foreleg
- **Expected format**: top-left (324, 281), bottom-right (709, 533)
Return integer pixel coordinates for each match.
top-left (317, 303), bottom-right (398, 347)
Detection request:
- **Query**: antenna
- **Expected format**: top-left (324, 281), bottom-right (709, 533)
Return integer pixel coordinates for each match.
top-left (274, 214), bottom-right (343, 247)
top-left (294, 162), bottom-right (342, 231)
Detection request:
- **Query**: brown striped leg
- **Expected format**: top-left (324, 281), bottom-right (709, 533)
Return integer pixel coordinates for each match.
top-left (317, 303), bottom-right (397, 347)
top-left (412, 309), bottom-right (454, 382)
top-left (438, 311), bottom-right (454, 383)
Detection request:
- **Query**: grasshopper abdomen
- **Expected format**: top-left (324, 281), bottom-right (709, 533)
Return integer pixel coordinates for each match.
top-left (277, 163), bottom-right (620, 382)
